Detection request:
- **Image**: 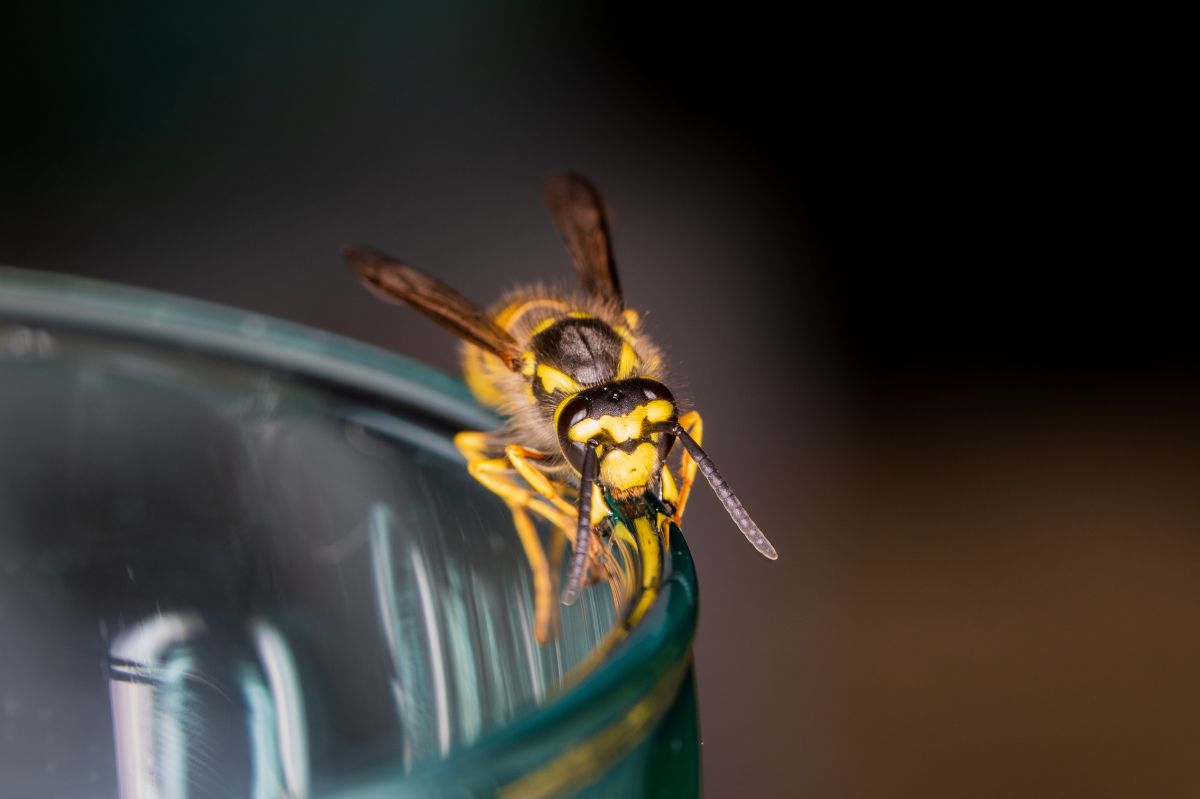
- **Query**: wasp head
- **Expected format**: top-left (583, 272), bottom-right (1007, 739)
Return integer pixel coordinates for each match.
top-left (554, 378), bottom-right (677, 500)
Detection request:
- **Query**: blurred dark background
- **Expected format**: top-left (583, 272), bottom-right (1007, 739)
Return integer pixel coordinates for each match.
top-left (3, 5), bottom-right (1196, 796)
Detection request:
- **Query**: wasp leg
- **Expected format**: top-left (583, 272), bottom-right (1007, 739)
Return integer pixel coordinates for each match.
top-left (455, 433), bottom-right (575, 531)
top-left (547, 524), bottom-right (567, 639)
top-left (507, 504), bottom-right (555, 644)
top-left (672, 410), bottom-right (704, 525)
top-left (456, 433), bottom-right (568, 641)
top-left (503, 445), bottom-right (579, 524)
top-left (506, 445), bottom-right (612, 585)
top-left (454, 430), bottom-right (496, 460)
top-left (456, 433), bottom-right (619, 618)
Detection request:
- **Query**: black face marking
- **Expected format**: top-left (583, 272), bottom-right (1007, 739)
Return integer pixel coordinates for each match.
top-left (611, 438), bottom-right (646, 453)
top-left (531, 318), bottom-right (623, 386)
top-left (571, 377), bottom-right (674, 420)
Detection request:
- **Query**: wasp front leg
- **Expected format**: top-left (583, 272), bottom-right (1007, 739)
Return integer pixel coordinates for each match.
top-left (505, 444), bottom-right (608, 528)
top-left (455, 433), bottom-right (574, 531)
top-left (504, 445), bottom-right (616, 589)
top-left (503, 445), bottom-right (579, 527)
top-left (670, 410), bottom-right (704, 526)
top-left (454, 433), bottom-right (614, 641)
top-left (455, 432), bottom-right (567, 643)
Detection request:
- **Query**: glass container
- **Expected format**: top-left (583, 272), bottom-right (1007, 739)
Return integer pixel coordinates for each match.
top-left (0, 266), bottom-right (699, 798)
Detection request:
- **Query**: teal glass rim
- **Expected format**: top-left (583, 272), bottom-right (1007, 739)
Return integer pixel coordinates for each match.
top-left (0, 265), bottom-right (700, 797)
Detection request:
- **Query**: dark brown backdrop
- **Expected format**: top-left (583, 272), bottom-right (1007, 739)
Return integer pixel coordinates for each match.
top-left (3, 6), bottom-right (1195, 796)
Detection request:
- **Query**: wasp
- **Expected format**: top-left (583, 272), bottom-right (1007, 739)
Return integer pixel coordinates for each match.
top-left (345, 173), bottom-right (777, 643)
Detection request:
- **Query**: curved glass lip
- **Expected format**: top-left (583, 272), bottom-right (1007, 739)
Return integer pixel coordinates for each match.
top-left (0, 264), bottom-right (699, 793)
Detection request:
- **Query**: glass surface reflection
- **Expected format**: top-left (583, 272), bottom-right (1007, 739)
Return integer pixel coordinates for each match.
top-left (0, 268), bottom-right (697, 798)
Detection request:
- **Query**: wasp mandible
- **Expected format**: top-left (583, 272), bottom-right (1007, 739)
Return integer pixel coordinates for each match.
top-left (345, 173), bottom-right (777, 643)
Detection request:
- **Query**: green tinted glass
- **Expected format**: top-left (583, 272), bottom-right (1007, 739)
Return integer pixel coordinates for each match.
top-left (0, 266), bottom-right (698, 798)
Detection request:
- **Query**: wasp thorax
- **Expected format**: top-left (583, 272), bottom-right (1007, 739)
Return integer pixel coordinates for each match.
top-left (555, 378), bottom-right (678, 494)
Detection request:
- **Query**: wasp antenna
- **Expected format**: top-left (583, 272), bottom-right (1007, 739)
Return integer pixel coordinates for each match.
top-left (673, 425), bottom-right (778, 560)
top-left (561, 443), bottom-right (599, 605)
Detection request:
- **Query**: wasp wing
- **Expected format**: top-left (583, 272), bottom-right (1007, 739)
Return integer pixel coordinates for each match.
top-left (544, 172), bottom-right (624, 309)
top-left (344, 245), bottom-right (523, 371)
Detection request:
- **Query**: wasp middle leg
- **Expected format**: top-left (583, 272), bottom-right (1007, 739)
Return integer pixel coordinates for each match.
top-left (456, 432), bottom-right (565, 642)
top-left (507, 503), bottom-right (555, 642)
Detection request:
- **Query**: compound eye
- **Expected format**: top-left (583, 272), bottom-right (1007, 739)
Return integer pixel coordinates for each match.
top-left (656, 430), bottom-right (676, 463)
top-left (556, 395), bottom-right (591, 472)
